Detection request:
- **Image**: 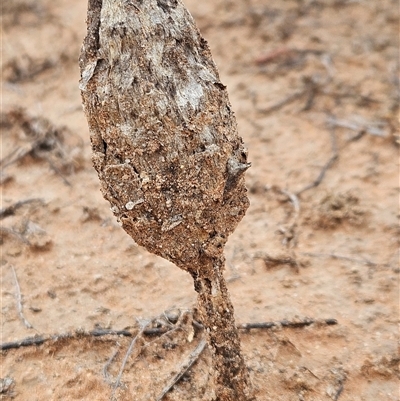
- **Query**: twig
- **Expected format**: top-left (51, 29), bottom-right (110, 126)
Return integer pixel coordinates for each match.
top-left (316, 84), bottom-right (381, 107)
top-left (255, 47), bottom-right (295, 65)
top-left (156, 339), bottom-right (207, 401)
top-left (110, 321), bottom-right (150, 400)
top-left (1, 108), bottom-right (82, 181)
top-left (0, 198), bottom-right (45, 220)
top-left (1, 317), bottom-right (338, 351)
top-left (103, 349), bottom-right (119, 384)
top-left (327, 115), bottom-right (388, 138)
top-left (237, 318), bottom-right (337, 330)
top-left (254, 47), bottom-right (323, 66)
top-left (1, 335), bottom-right (46, 350)
top-left (91, 328), bottom-right (133, 337)
top-left (296, 128), bottom-right (338, 196)
top-left (182, 317), bottom-right (337, 331)
top-left (281, 190), bottom-right (300, 219)
top-left (331, 369), bottom-right (347, 401)
top-left (0, 329), bottom-right (133, 351)
top-left (46, 157), bottom-right (72, 186)
top-left (334, 383), bottom-right (344, 401)
top-left (4, 55), bottom-right (56, 84)
top-left (278, 189), bottom-right (300, 248)
top-left (300, 252), bottom-right (390, 268)
top-left (0, 326), bottom-right (174, 351)
top-left (0, 146), bottom-right (32, 169)
top-left (258, 90), bottom-right (306, 115)
top-left (301, 366), bottom-right (320, 380)
top-left (254, 251), bottom-right (299, 270)
top-left (259, 75), bottom-right (328, 115)
top-left (301, 76), bottom-right (322, 111)
top-left (10, 265), bottom-right (33, 329)
top-left (143, 327), bottom-right (170, 336)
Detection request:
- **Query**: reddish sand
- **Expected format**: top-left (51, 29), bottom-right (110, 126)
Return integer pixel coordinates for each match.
top-left (1, 0), bottom-right (398, 400)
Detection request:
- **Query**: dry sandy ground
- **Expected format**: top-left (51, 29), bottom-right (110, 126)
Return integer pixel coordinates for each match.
top-left (1, 0), bottom-right (399, 400)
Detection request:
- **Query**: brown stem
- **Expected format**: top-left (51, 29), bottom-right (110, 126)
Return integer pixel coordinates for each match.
top-left (192, 256), bottom-right (256, 401)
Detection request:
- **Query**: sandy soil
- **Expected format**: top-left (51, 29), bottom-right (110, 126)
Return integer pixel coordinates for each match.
top-left (1, 0), bottom-right (399, 400)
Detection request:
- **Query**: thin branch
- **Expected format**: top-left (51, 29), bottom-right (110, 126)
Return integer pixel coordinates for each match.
top-left (0, 326), bottom-right (173, 351)
top-left (10, 265), bottom-right (33, 329)
top-left (110, 321), bottom-right (150, 400)
top-left (301, 76), bottom-right (322, 111)
top-left (281, 190), bottom-right (300, 218)
top-left (327, 115), bottom-right (388, 138)
top-left (181, 317), bottom-right (337, 331)
top-left (334, 383), bottom-right (344, 401)
top-left (296, 128), bottom-right (338, 196)
top-left (237, 318), bottom-right (337, 330)
top-left (156, 339), bottom-right (207, 401)
top-left (0, 146), bottom-right (31, 169)
top-left (1, 336), bottom-right (46, 350)
top-left (46, 157), bottom-right (72, 186)
top-left (254, 47), bottom-right (325, 67)
top-left (300, 252), bottom-right (391, 268)
top-left (90, 328), bottom-right (133, 337)
top-left (278, 189), bottom-right (301, 248)
top-left (332, 369), bottom-right (347, 401)
top-left (254, 251), bottom-right (299, 270)
top-left (1, 108), bottom-right (82, 181)
top-left (258, 90), bottom-right (306, 115)
top-left (103, 349), bottom-right (119, 384)
top-left (1, 316), bottom-right (338, 351)
top-left (143, 327), bottom-right (170, 336)
top-left (0, 198), bottom-right (45, 220)
top-left (0, 329), bottom-right (133, 351)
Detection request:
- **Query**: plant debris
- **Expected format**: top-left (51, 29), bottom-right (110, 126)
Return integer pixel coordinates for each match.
top-left (1, 108), bottom-right (83, 182)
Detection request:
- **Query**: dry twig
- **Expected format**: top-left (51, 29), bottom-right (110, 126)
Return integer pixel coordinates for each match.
top-left (334, 383), bottom-right (345, 401)
top-left (10, 264), bottom-right (33, 329)
top-left (277, 189), bottom-right (301, 248)
top-left (3, 54), bottom-right (55, 83)
top-left (257, 75), bottom-right (327, 115)
top-left (254, 251), bottom-right (299, 270)
top-left (0, 198), bottom-right (45, 220)
top-left (258, 90), bottom-right (305, 115)
top-left (103, 349), bottom-right (119, 385)
top-left (330, 368), bottom-right (347, 401)
top-left (296, 128), bottom-right (338, 196)
top-left (0, 329), bottom-right (132, 351)
top-left (1, 335), bottom-right (46, 351)
top-left (238, 318), bottom-right (337, 331)
top-left (0, 315), bottom-right (337, 352)
top-left (156, 339), bottom-right (207, 401)
top-left (301, 252), bottom-right (391, 268)
top-left (1, 108), bottom-right (83, 182)
top-left (110, 320), bottom-right (150, 400)
top-left (327, 115), bottom-right (388, 138)
top-left (255, 48), bottom-right (324, 66)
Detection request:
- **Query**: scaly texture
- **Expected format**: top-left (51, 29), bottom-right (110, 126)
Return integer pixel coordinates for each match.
top-left (79, 1), bottom-right (254, 399)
